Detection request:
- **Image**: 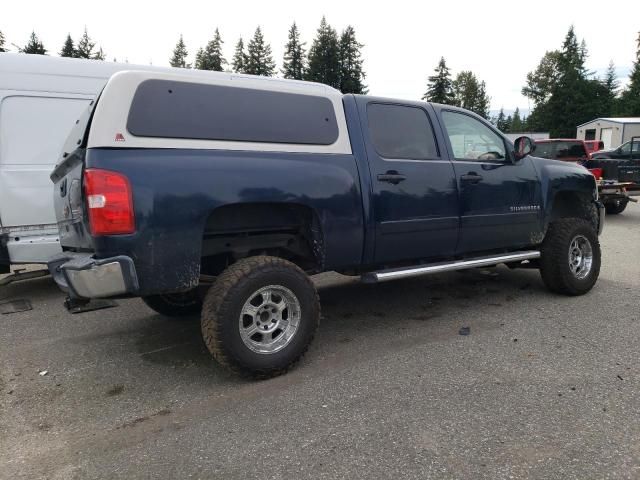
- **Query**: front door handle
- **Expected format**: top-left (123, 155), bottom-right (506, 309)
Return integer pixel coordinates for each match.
top-left (377, 171), bottom-right (407, 185)
top-left (460, 173), bottom-right (483, 184)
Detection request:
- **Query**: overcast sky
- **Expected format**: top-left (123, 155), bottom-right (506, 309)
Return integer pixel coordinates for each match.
top-left (3, 0), bottom-right (638, 112)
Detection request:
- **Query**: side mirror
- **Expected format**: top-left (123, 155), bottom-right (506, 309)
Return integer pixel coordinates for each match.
top-left (514, 136), bottom-right (535, 160)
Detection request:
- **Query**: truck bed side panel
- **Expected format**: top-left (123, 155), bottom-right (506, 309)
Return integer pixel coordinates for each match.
top-left (83, 148), bottom-right (364, 295)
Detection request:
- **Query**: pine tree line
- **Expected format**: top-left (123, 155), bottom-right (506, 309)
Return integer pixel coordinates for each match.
top-left (2, 23), bottom-right (639, 124)
top-left (169, 17), bottom-right (367, 94)
top-left (0, 27), bottom-right (105, 59)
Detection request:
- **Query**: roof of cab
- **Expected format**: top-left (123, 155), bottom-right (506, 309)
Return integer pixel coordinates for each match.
top-left (0, 52), bottom-right (340, 96)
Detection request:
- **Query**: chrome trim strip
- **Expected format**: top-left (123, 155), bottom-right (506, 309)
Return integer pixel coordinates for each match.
top-left (363, 251), bottom-right (541, 283)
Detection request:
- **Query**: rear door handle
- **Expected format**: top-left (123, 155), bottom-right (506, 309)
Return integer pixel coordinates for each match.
top-left (377, 171), bottom-right (407, 185)
top-left (460, 173), bottom-right (483, 184)
top-left (59, 178), bottom-right (68, 197)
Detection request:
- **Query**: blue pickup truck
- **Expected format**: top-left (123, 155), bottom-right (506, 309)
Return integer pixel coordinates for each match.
top-left (48, 70), bottom-right (604, 378)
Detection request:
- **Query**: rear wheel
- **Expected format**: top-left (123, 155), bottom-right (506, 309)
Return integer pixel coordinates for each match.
top-left (539, 218), bottom-right (600, 296)
top-left (604, 199), bottom-right (628, 215)
top-left (142, 290), bottom-right (202, 317)
top-left (201, 256), bottom-right (320, 379)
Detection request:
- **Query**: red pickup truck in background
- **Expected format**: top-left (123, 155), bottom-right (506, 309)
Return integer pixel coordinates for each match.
top-left (534, 139), bottom-right (636, 215)
top-left (584, 140), bottom-right (604, 154)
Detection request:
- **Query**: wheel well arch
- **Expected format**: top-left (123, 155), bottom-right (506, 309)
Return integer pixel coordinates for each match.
top-left (548, 190), bottom-right (597, 231)
top-left (200, 202), bottom-right (325, 275)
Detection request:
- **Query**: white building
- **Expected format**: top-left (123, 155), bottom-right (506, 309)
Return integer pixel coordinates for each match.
top-left (576, 118), bottom-right (640, 150)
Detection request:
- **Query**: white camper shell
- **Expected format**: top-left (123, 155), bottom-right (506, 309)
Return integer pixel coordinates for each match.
top-left (2, 54), bottom-right (329, 272)
top-left (0, 54), bottom-right (345, 274)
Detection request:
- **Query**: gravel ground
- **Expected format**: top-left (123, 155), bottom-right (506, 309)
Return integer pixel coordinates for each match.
top-left (1, 203), bottom-right (639, 480)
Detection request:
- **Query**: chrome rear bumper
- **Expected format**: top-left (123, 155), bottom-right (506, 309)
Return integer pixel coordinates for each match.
top-left (48, 253), bottom-right (139, 299)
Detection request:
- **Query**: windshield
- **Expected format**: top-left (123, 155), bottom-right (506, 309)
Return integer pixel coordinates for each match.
top-left (534, 141), bottom-right (587, 160)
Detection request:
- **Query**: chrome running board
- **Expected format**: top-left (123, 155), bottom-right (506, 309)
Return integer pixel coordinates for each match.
top-left (361, 251), bottom-right (541, 283)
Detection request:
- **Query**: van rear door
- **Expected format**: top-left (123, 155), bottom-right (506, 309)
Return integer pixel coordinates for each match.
top-left (0, 93), bottom-right (93, 262)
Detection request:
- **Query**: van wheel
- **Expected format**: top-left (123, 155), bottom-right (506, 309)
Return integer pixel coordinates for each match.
top-left (201, 256), bottom-right (320, 379)
top-left (604, 200), bottom-right (627, 215)
top-left (539, 218), bottom-right (601, 296)
top-left (142, 290), bottom-right (202, 317)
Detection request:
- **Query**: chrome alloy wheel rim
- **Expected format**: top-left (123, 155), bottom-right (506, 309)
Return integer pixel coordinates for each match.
top-left (239, 285), bottom-right (301, 354)
top-left (568, 235), bottom-right (593, 280)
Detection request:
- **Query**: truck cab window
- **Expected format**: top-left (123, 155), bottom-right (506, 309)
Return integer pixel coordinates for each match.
top-left (619, 142), bottom-right (631, 154)
top-left (618, 141), bottom-right (640, 154)
top-left (367, 103), bottom-right (438, 160)
top-left (441, 111), bottom-right (506, 161)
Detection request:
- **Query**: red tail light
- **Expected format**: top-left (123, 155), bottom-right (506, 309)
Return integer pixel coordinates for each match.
top-left (589, 168), bottom-right (603, 180)
top-left (84, 169), bottom-right (135, 235)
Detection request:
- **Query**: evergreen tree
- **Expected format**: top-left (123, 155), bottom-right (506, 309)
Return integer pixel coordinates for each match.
top-left (495, 108), bottom-right (507, 131)
top-left (195, 48), bottom-right (204, 69)
top-left (524, 26), bottom-right (606, 136)
top-left (245, 27), bottom-right (275, 76)
top-left (475, 80), bottom-right (490, 119)
top-left (282, 22), bottom-right (306, 80)
top-left (511, 108), bottom-right (524, 132)
top-left (619, 32), bottom-right (640, 116)
top-left (232, 37), bottom-right (247, 73)
top-left (195, 28), bottom-right (226, 71)
top-left (601, 61), bottom-right (619, 116)
top-left (422, 57), bottom-right (455, 104)
top-left (170, 35), bottom-right (189, 68)
top-left (522, 50), bottom-right (562, 105)
top-left (339, 25), bottom-right (367, 94)
top-left (60, 34), bottom-right (75, 57)
top-left (0, 31), bottom-right (7, 52)
top-left (22, 31), bottom-right (47, 55)
top-left (76, 28), bottom-right (95, 58)
top-left (305, 16), bottom-right (341, 89)
top-left (505, 114), bottom-right (513, 132)
top-left (452, 71), bottom-right (490, 118)
top-left (452, 71), bottom-right (475, 109)
top-left (603, 61), bottom-right (619, 97)
top-left (93, 47), bottom-right (105, 61)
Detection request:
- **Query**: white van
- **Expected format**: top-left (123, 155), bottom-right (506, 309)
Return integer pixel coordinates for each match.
top-left (0, 54), bottom-right (190, 274)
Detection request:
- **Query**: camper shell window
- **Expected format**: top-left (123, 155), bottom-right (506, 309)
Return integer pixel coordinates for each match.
top-left (126, 79), bottom-right (340, 145)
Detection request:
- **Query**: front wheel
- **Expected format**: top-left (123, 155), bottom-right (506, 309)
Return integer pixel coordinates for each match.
top-left (539, 218), bottom-right (601, 296)
top-left (604, 200), bottom-right (628, 215)
top-left (201, 256), bottom-right (320, 379)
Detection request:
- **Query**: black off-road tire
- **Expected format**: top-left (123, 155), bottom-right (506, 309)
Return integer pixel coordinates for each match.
top-left (142, 290), bottom-right (203, 317)
top-left (539, 218), bottom-right (601, 296)
top-left (201, 256), bottom-right (320, 379)
top-left (604, 200), bottom-right (628, 215)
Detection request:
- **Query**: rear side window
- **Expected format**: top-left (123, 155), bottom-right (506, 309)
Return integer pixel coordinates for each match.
top-left (127, 80), bottom-right (339, 145)
top-left (367, 103), bottom-right (439, 159)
